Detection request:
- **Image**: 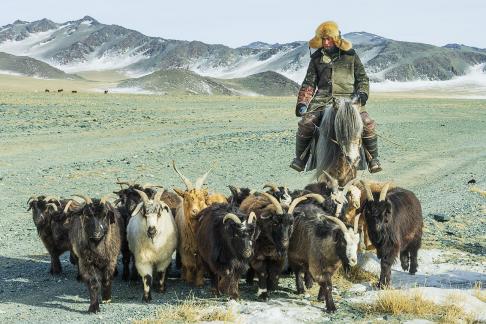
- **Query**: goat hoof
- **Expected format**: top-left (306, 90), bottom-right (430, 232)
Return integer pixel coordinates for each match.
top-left (258, 292), bottom-right (268, 301)
top-left (296, 288), bottom-right (305, 295)
top-left (76, 274), bottom-right (82, 282)
top-left (325, 305), bottom-right (337, 313)
top-left (142, 294), bottom-right (152, 303)
top-left (101, 299), bottom-right (111, 304)
top-left (157, 285), bottom-right (166, 293)
top-left (50, 268), bottom-right (62, 275)
top-left (88, 302), bottom-right (100, 313)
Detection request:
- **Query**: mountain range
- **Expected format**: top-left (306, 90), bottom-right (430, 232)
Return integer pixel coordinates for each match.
top-left (1, 16), bottom-right (486, 95)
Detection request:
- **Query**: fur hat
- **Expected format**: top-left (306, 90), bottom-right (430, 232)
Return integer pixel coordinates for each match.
top-left (309, 21), bottom-right (352, 51)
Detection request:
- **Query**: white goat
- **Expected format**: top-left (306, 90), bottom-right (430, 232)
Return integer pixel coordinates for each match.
top-left (127, 189), bottom-right (178, 302)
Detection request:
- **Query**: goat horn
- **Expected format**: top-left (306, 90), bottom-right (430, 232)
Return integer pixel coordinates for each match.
top-left (223, 213), bottom-right (242, 224)
top-left (27, 196), bottom-right (38, 204)
top-left (263, 183), bottom-right (279, 192)
top-left (247, 212), bottom-right (256, 224)
top-left (154, 189), bottom-right (165, 203)
top-left (379, 182), bottom-right (391, 202)
top-left (318, 171), bottom-right (339, 192)
top-left (195, 167), bottom-right (213, 189)
top-left (261, 192), bottom-right (284, 215)
top-left (342, 178), bottom-right (360, 197)
top-left (63, 200), bottom-right (73, 214)
top-left (73, 194), bottom-right (93, 205)
top-left (353, 213), bottom-right (361, 233)
top-left (46, 203), bottom-right (58, 212)
top-left (131, 202), bottom-right (144, 217)
top-left (100, 194), bottom-right (114, 205)
top-left (324, 216), bottom-right (349, 235)
top-left (288, 193), bottom-right (323, 215)
top-left (360, 180), bottom-right (374, 201)
top-left (172, 160), bottom-right (193, 190)
top-left (43, 196), bottom-right (60, 203)
top-left (142, 183), bottom-right (163, 189)
top-left (134, 189), bottom-right (150, 205)
top-left (116, 180), bottom-right (133, 187)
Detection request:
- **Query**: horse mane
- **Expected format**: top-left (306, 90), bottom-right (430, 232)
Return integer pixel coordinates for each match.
top-left (314, 99), bottom-right (363, 181)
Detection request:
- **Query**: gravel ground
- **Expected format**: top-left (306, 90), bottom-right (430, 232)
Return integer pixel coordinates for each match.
top-left (0, 92), bottom-right (485, 323)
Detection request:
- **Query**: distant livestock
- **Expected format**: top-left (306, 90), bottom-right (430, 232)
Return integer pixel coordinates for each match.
top-left (57, 89), bottom-right (63, 93)
top-left (361, 181), bottom-right (423, 288)
top-left (44, 89), bottom-right (50, 93)
top-left (104, 90), bottom-right (109, 94)
top-left (72, 90), bottom-right (77, 93)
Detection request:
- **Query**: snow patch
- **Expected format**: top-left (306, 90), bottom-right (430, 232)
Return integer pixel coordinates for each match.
top-left (372, 63), bottom-right (486, 98)
top-left (59, 50), bottom-right (148, 73)
top-left (0, 70), bottom-right (24, 77)
top-left (106, 87), bottom-right (155, 95)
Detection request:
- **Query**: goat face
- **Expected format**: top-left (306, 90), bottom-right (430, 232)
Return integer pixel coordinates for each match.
top-left (275, 187), bottom-right (292, 206)
top-left (134, 200), bottom-right (171, 239)
top-left (174, 188), bottom-right (208, 220)
top-left (364, 200), bottom-right (392, 233)
top-left (335, 226), bottom-right (360, 269)
top-left (260, 208), bottom-right (294, 255)
top-left (83, 202), bottom-right (115, 244)
top-left (223, 213), bottom-right (257, 260)
top-left (28, 196), bottom-right (59, 228)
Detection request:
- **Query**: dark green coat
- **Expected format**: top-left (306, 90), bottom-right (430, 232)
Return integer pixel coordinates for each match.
top-left (297, 47), bottom-right (369, 111)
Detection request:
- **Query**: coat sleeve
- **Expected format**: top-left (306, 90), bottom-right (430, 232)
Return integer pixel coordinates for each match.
top-left (354, 54), bottom-right (369, 97)
top-left (297, 59), bottom-right (318, 106)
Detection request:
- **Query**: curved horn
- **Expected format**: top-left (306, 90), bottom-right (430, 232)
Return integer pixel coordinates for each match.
top-left (318, 171), bottom-right (339, 192)
top-left (223, 213), bottom-right (242, 224)
top-left (63, 200), bottom-right (73, 214)
top-left (263, 183), bottom-right (279, 192)
top-left (46, 203), bottom-right (58, 212)
top-left (261, 192), bottom-right (284, 215)
top-left (27, 196), bottom-right (38, 205)
top-left (288, 193), bottom-right (325, 215)
top-left (134, 189), bottom-right (150, 205)
top-left (154, 189), bottom-right (165, 202)
top-left (73, 194), bottom-right (93, 205)
top-left (116, 180), bottom-right (133, 187)
top-left (131, 202), bottom-right (144, 217)
top-left (142, 183), bottom-right (163, 190)
top-left (43, 196), bottom-right (60, 203)
top-left (360, 180), bottom-right (374, 201)
top-left (172, 160), bottom-right (193, 190)
top-left (100, 194), bottom-right (114, 205)
top-left (247, 212), bottom-right (256, 224)
top-left (195, 167), bottom-right (213, 189)
top-left (324, 215), bottom-right (349, 234)
top-left (379, 183), bottom-right (391, 202)
top-left (353, 213), bottom-right (361, 233)
top-left (341, 178), bottom-right (360, 197)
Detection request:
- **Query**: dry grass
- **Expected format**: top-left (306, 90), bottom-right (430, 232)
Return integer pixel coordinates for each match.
top-left (358, 289), bottom-right (477, 323)
top-left (470, 186), bottom-right (486, 198)
top-left (473, 282), bottom-right (486, 303)
top-left (135, 297), bottom-right (238, 324)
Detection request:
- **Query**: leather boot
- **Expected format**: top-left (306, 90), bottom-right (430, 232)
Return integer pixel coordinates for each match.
top-left (362, 134), bottom-right (382, 173)
top-left (290, 135), bottom-right (312, 172)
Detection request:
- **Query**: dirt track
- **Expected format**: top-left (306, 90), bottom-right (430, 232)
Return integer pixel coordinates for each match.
top-left (0, 92), bottom-right (485, 322)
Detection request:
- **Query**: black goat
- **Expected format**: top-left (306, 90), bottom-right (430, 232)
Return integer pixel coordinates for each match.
top-left (240, 193), bottom-right (308, 300)
top-left (69, 195), bottom-right (122, 313)
top-left (28, 196), bottom-right (74, 274)
top-left (361, 181), bottom-right (423, 288)
top-left (289, 194), bottom-right (361, 313)
top-left (196, 203), bottom-right (258, 299)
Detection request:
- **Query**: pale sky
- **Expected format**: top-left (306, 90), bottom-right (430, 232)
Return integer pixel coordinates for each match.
top-left (2, 0), bottom-right (485, 49)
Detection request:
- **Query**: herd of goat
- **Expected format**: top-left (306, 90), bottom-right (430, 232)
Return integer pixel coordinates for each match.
top-left (27, 161), bottom-right (423, 314)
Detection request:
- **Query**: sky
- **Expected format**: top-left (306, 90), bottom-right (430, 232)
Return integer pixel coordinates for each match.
top-left (1, 0), bottom-right (485, 49)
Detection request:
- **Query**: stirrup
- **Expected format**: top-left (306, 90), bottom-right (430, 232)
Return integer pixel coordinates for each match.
top-left (368, 159), bottom-right (382, 173)
top-left (290, 158), bottom-right (305, 172)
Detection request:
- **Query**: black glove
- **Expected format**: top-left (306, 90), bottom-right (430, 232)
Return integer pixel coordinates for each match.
top-left (295, 103), bottom-right (308, 117)
top-left (358, 92), bottom-right (368, 106)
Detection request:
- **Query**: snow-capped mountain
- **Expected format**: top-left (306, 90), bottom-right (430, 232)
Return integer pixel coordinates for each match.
top-left (1, 17), bottom-right (486, 83)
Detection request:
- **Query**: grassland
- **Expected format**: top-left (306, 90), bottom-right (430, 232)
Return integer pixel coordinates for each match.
top-left (0, 87), bottom-right (485, 323)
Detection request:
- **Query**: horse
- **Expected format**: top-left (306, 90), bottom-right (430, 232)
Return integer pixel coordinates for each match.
top-left (311, 98), bottom-right (365, 186)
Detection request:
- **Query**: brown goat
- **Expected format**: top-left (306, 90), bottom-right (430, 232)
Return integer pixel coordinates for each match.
top-left (172, 161), bottom-right (227, 286)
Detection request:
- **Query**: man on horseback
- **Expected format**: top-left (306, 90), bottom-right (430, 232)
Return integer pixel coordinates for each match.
top-left (290, 21), bottom-right (382, 174)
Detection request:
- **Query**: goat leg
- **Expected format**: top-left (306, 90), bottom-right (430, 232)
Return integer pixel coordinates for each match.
top-left (378, 255), bottom-right (393, 289)
top-left (399, 251), bottom-right (410, 271)
top-left (121, 243), bottom-right (130, 281)
top-left (142, 274), bottom-right (153, 302)
top-left (267, 259), bottom-right (284, 292)
top-left (156, 271), bottom-right (166, 293)
top-left (253, 261), bottom-right (269, 301)
top-left (87, 276), bottom-right (101, 313)
top-left (49, 252), bottom-right (62, 275)
top-left (304, 271), bottom-right (314, 289)
top-left (246, 268), bottom-right (255, 285)
top-left (101, 270), bottom-right (113, 303)
top-left (294, 269), bottom-right (305, 294)
top-left (318, 273), bottom-right (336, 313)
top-left (409, 241), bottom-right (420, 275)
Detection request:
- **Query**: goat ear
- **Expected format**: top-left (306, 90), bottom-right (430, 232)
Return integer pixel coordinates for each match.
top-left (173, 188), bottom-right (185, 197)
